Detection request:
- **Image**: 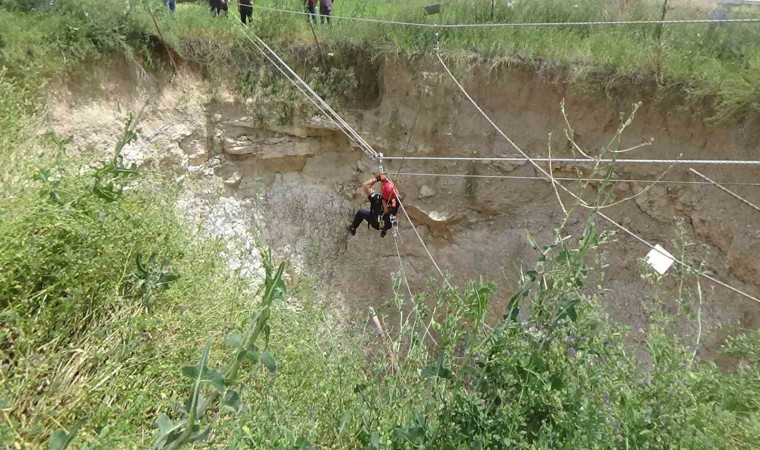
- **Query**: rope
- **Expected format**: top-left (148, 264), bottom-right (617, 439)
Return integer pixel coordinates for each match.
top-left (689, 168), bottom-right (760, 213)
top-left (394, 230), bottom-right (441, 347)
top-left (237, 28), bottom-right (381, 164)
top-left (238, 18), bottom-right (759, 305)
top-left (255, 6), bottom-right (760, 28)
top-left (394, 92), bottom-right (424, 183)
top-left (382, 155), bottom-right (760, 166)
top-left (436, 51), bottom-right (760, 305)
top-left (238, 26), bottom-right (457, 297)
top-left (394, 236), bottom-right (415, 301)
top-left (396, 171), bottom-right (760, 187)
top-left (396, 196), bottom-right (456, 293)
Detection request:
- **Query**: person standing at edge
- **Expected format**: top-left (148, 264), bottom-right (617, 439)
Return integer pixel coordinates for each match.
top-left (210, 0), bottom-right (229, 16)
top-left (164, 0), bottom-right (176, 14)
top-left (239, 0), bottom-right (253, 25)
top-left (320, 0), bottom-right (333, 25)
top-left (306, 0), bottom-right (317, 23)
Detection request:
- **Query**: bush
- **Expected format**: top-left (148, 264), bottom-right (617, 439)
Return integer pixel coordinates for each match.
top-left (0, 117), bottom-right (195, 446)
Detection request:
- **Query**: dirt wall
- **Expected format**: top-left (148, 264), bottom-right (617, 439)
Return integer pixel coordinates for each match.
top-left (45, 54), bottom-right (759, 362)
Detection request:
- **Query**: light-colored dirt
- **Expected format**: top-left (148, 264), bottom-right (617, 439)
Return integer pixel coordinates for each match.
top-left (45, 54), bottom-right (759, 363)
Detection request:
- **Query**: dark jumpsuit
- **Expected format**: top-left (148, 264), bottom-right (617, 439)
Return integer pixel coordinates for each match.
top-left (239, 0), bottom-right (253, 24)
top-left (210, 0), bottom-right (228, 16)
top-left (351, 192), bottom-right (398, 234)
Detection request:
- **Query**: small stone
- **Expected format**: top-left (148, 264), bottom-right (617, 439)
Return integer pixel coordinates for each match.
top-left (224, 171), bottom-right (242, 187)
top-left (419, 185), bottom-right (436, 198)
top-left (613, 182), bottom-right (632, 197)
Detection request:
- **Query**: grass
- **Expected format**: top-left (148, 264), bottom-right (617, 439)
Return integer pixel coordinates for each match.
top-left (1, 1), bottom-right (760, 121)
top-left (160, 0), bottom-right (760, 122)
top-left (0, 1), bottom-right (759, 449)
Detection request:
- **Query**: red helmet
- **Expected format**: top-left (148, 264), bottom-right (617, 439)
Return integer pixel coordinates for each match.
top-left (381, 180), bottom-right (397, 201)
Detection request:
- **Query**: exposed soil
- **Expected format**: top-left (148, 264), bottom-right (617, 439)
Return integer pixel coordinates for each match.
top-left (44, 53), bottom-right (759, 364)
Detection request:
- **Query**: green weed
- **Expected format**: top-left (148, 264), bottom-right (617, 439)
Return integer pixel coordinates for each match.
top-left (0, 2), bottom-right (758, 448)
top-left (2, 0), bottom-right (760, 121)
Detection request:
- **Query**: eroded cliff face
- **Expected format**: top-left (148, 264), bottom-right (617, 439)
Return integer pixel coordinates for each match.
top-left (46, 55), bottom-right (759, 360)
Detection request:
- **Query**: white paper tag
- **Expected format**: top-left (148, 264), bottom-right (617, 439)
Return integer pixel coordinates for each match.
top-left (646, 244), bottom-right (675, 275)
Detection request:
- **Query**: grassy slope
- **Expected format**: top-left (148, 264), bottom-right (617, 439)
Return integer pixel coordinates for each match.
top-left (165, 0), bottom-right (760, 122)
top-left (2, 0), bottom-right (760, 120)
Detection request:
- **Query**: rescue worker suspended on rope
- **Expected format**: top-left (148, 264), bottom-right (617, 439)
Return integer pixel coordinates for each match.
top-left (347, 173), bottom-right (399, 238)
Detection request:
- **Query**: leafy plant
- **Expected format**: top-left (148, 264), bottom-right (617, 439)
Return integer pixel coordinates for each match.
top-left (128, 252), bottom-right (180, 306)
top-left (153, 339), bottom-right (214, 450)
top-left (47, 420), bottom-right (82, 450)
top-left (153, 249), bottom-right (286, 450)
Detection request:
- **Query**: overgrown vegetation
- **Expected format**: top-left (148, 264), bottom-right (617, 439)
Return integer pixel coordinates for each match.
top-left (1, 1), bottom-right (758, 449)
top-left (1, 0), bottom-right (760, 121)
top-left (1, 84), bottom-right (757, 450)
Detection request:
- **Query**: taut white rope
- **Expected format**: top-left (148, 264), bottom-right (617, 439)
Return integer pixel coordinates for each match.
top-left (239, 27), bottom-right (459, 297)
top-left (238, 29), bottom-right (381, 163)
top-left (382, 156), bottom-right (760, 166)
top-left (396, 171), bottom-right (760, 187)
top-left (256, 6), bottom-right (760, 28)
top-left (689, 168), bottom-right (760, 213)
top-left (436, 51), bottom-right (760, 305)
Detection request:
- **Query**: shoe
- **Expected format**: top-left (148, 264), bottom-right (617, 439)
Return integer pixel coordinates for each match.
top-left (380, 229), bottom-right (387, 238)
top-left (346, 225), bottom-right (356, 236)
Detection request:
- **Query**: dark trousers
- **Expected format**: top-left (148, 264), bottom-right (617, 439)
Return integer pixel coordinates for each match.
top-left (352, 209), bottom-right (380, 230)
top-left (352, 208), bottom-right (397, 231)
top-left (240, 5), bottom-right (253, 24)
top-left (320, 6), bottom-right (332, 24)
top-left (306, 4), bottom-right (317, 23)
top-left (210, 0), bottom-right (228, 15)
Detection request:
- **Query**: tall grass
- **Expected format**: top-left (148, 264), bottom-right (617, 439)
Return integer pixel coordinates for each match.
top-left (3, 0), bottom-right (758, 120)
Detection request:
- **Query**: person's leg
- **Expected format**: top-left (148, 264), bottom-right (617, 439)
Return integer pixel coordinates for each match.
top-left (240, 5), bottom-right (247, 25)
top-left (326, 8), bottom-right (332, 25)
top-left (320, 4), bottom-right (327, 24)
top-left (169, 0), bottom-right (176, 14)
top-left (350, 209), bottom-right (371, 229)
top-left (307, 5), bottom-right (316, 23)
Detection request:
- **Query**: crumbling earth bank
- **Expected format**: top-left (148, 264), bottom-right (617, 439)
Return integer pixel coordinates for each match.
top-left (46, 55), bottom-right (759, 359)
